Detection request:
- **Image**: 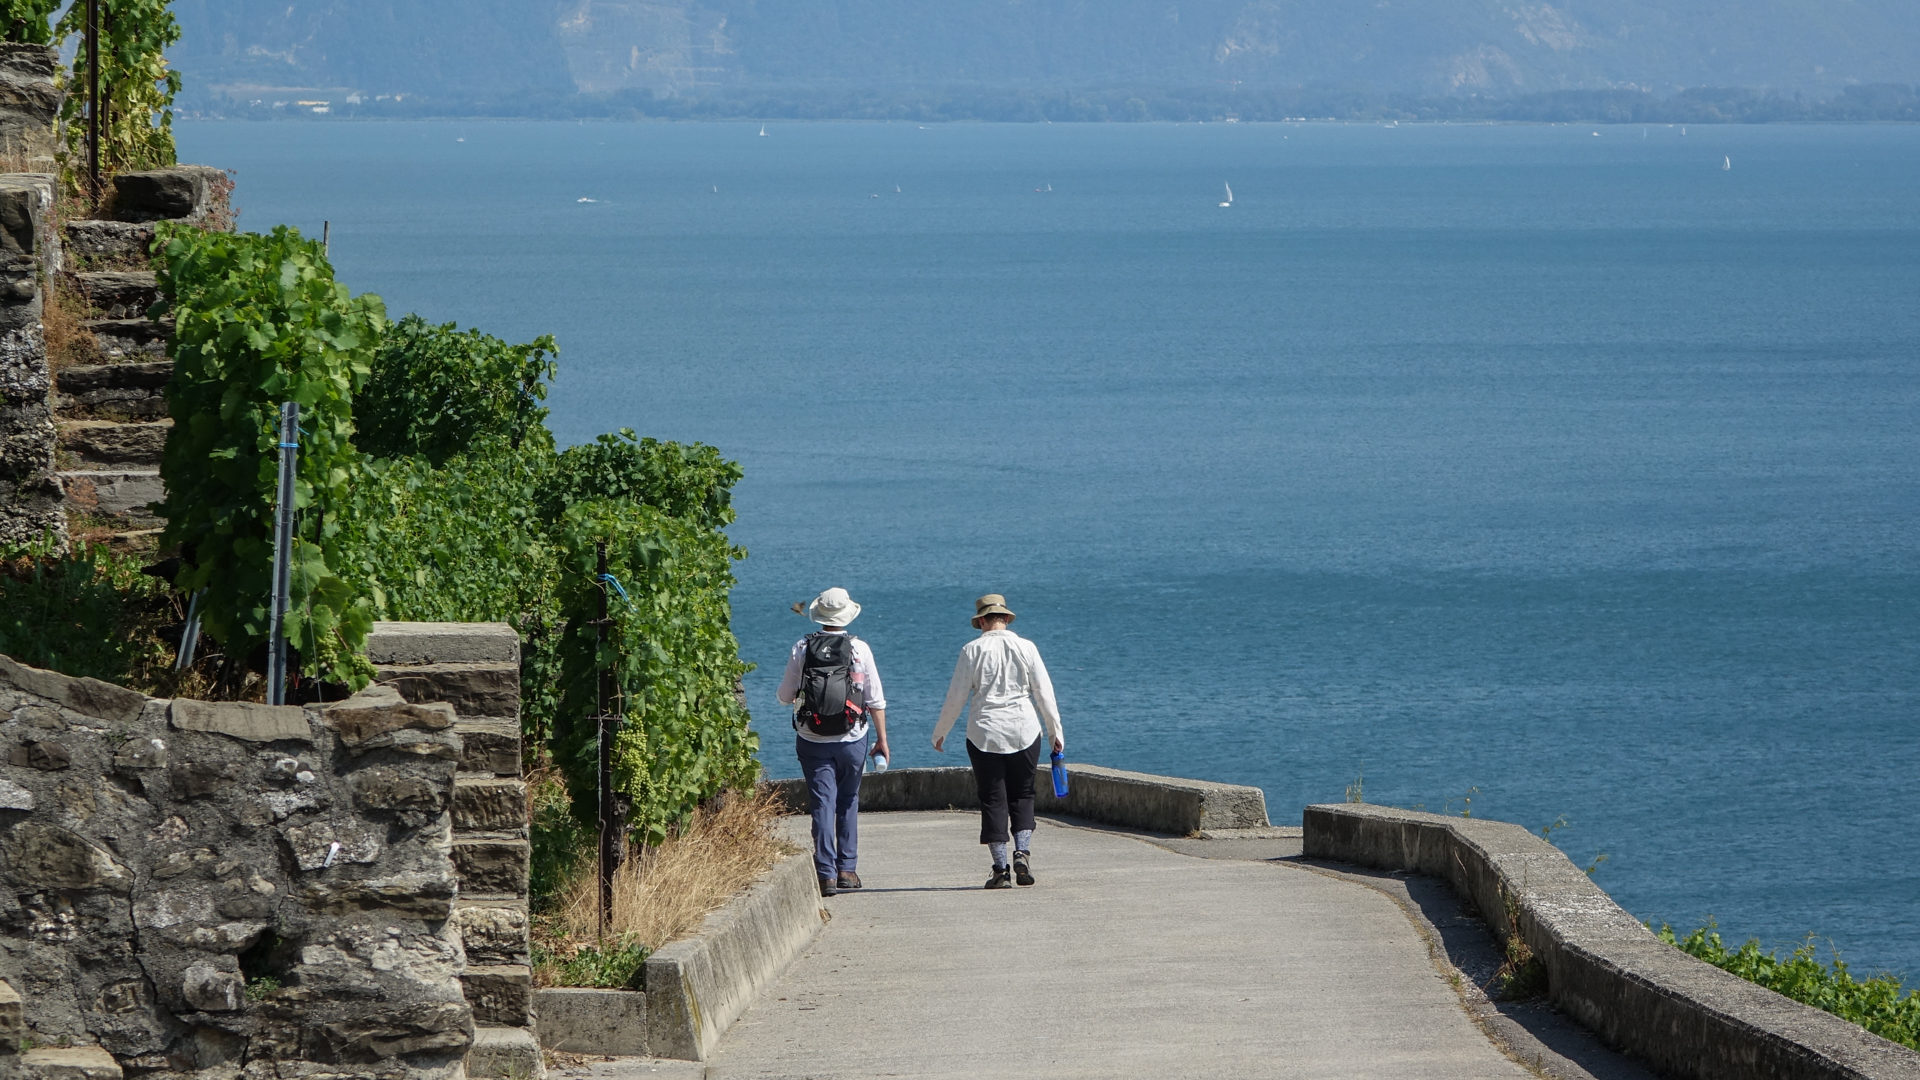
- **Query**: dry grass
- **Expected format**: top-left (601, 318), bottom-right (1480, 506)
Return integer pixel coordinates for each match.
top-left (533, 783), bottom-right (798, 987)
top-left (42, 272), bottom-right (103, 372)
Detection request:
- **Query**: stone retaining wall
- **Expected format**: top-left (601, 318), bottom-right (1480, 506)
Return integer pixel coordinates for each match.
top-left (0, 654), bottom-right (474, 1080)
top-left (1304, 803), bottom-right (1920, 1080)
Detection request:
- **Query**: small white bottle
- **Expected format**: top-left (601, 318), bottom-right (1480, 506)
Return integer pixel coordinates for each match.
top-left (871, 753), bottom-right (889, 773)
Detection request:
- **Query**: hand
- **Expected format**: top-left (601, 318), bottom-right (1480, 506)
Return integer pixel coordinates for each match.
top-left (1052, 736), bottom-right (1064, 755)
top-left (932, 734), bottom-right (945, 753)
top-left (872, 738), bottom-right (890, 761)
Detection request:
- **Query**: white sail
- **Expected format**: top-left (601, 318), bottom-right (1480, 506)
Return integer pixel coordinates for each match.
top-left (1219, 182), bottom-right (1233, 207)
top-left (1723, 156), bottom-right (1732, 170)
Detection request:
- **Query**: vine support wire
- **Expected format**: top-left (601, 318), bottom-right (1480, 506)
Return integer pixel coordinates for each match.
top-left (85, 0), bottom-right (99, 202)
top-left (595, 541), bottom-right (617, 936)
top-left (266, 402), bottom-right (300, 705)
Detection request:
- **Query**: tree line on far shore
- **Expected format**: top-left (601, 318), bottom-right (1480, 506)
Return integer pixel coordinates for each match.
top-left (191, 81), bottom-right (1920, 124)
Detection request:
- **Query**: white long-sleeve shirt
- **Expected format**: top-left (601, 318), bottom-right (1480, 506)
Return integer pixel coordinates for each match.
top-left (932, 628), bottom-right (1064, 755)
top-left (776, 631), bottom-right (886, 744)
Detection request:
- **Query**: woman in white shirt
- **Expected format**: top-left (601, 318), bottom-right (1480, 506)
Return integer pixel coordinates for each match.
top-left (931, 594), bottom-right (1066, 889)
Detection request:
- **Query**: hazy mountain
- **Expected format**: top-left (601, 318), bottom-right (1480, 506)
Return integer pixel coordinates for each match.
top-left (170, 1), bottom-right (1920, 113)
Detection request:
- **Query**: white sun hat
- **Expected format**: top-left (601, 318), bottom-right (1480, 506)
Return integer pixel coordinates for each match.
top-left (807, 587), bottom-right (862, 626)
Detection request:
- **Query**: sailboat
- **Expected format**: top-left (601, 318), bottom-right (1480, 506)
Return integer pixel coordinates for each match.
top-left (1723, 156), bottom-right (1732, 171)
top-left (758, 124), bottom-right (768, 137)
top-left (1218, 182), bottom-right (1233, 208)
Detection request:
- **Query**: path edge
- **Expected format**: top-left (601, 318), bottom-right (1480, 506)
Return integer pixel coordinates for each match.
top-left (1304, 803), bottom-right (1920, 1080)
top-left (642, 849), bottom-right (825, 1061)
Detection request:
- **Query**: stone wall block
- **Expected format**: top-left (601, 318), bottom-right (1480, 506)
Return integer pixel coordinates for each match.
top-left (451, 839), bottom-right (530, 898)
top-left (0, 657), bottom-right (146, 724)
top-left (452, 903), bottom-right (529, 967)
top-left (374, 663), bottom-right (520, 720)
top-left (460, 966), bottom-right (531, 1027)
top-left (167, 700), bottom-right (310, 743)
top-left (323, 688), bottom-right (458, 754)
top-left (107, 167), bottom-right (228, 225)
top-left (452, 779), bottom-right (527, 834)
top-left (453, 720), bottom-right (522, 777)
top-left (18, 1045), bottom-right (123, 1080)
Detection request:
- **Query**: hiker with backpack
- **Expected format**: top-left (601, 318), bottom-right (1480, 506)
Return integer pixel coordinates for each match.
top-left (932, 594), bottom-right (1065, 889)
top-left (777, 587), bottom-right (889, 897)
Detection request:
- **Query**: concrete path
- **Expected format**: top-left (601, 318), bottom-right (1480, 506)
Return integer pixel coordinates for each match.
top-left (591, 811), bottom-right (1550, 1079)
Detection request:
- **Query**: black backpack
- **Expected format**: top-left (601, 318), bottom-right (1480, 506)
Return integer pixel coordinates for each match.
top-left (794, 632), bottom-right (867, 737)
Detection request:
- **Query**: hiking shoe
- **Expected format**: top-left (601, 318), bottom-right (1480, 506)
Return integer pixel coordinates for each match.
top-left (1013, 851), bottom-right (1034, 887)
top-left (818, 875), bottom-right (838, 897)
top-left (985, 866), bottom-right (1013, 890)
top-left (836, 871), bottom-right (863, 890)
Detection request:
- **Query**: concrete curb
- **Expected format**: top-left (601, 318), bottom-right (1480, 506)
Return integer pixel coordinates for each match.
top-left (534, 988), bottom-right (648, 1055)
top-left (642, 850), bottom-right (826, 1061)
top-left (766, 763), bottom-right (1269, 834)
top-left (1303, 803), bottom-right (1920, 1080)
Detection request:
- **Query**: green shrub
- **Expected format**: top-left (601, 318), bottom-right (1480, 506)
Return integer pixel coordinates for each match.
top-left (531, 935), bottom-right (649, 990)
top-left (1, 0), bottom-right (59, 45)
top-left (55, 0), bottom-right (180, 187)
top-left (547, 429), bottom-right (741, 532)
top-left (549, 499), bottom-right (757, 846)
top-left (356, 315), bottom-right (556, 466)
top-left (1660, 923), bottom-right (1920, 1049)
top-left (153, 223), bottom-right (385, 687)
top-left (0, 537), bottom-right (169, 683)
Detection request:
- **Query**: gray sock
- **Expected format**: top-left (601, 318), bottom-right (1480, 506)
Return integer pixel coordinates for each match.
top-left (1014, 829), bottom-right (1033, 854)
top-left (988, 841), bottom-right (1009, 868)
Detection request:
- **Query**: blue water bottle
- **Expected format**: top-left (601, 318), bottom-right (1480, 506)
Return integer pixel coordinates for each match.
top-left (1050, 751), bottom-right (1069, 798)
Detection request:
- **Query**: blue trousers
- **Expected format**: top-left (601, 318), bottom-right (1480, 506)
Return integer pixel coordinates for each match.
top-left (795, 734), bottom-right (868, 880)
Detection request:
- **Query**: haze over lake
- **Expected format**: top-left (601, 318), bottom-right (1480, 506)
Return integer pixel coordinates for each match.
top-left (179, 120), bottom-right (1920, 978)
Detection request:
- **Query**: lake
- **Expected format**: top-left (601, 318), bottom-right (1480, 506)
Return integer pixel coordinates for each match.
top-left (177, 119), bottom-right (1920, 978)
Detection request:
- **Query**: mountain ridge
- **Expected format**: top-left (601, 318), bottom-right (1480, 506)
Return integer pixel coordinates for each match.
top-left (169, 1), bottom-right (1920, 116)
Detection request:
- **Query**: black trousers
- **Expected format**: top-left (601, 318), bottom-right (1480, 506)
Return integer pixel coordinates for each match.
top-left (967, 735), bottom-right (1043, 845)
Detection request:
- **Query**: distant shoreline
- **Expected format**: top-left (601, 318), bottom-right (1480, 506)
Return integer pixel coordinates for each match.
top-left (179, 82), bottom-right (1920, 126)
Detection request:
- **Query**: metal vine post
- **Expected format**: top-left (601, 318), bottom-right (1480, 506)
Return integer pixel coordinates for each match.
top-left (86, 0), bottom-right (100, 201)
top-left (266, 402), bottom-right (299, 705)
top-left (595, 541), bottom-right (617, 935)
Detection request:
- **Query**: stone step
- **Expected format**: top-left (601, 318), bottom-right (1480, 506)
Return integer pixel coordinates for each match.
top-left (57, 419), bottom-right (170, 469)
top-left (53, 360), bottom-right (172, 419)
top-left (467, 1025), bottom-right (544, 1080)
top-left (64, 219), bottom-right (155, 269)
top-left (455, 899), bottom-right (530, 966)
top-left (82, 317), bottom-right (170, 361)
top-left (452, 837), bottom-right (530, 900)
top-left (453, 718), bottom-right (524, 778)
top-left (60, 469), bottom-right (162, 520)
top-left (454, 777), bottom-right (528, 835)
top-left (461, 964), bottom-right (532, 1027)
top-left (74, 269), bottom-right (159, 319)
top-left (19, 1045), bottom-right (123, 1080)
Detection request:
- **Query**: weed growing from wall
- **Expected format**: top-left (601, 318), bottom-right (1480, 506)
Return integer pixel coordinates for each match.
top-left (1659, 922), bottom-right (1919, 1049)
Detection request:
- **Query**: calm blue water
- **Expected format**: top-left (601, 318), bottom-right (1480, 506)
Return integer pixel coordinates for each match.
top-left (177, 120), bottom-right (1920, 978)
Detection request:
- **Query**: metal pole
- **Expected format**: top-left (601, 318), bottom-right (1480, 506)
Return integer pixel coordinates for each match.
top-left (267, 402), bottom-right (300, 705)
top-left (596, 541), bottom-right (616, 935)
top-left (321, 220), bottom-right (330, 255)
top-left (86, 0), bottom-right (99, 203)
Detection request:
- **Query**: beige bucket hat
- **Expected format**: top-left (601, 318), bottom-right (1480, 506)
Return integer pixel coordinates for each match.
top-left (972, 593), bottom-right (1016, 625)
top-left (807, 587), bottom-right (861, 626)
